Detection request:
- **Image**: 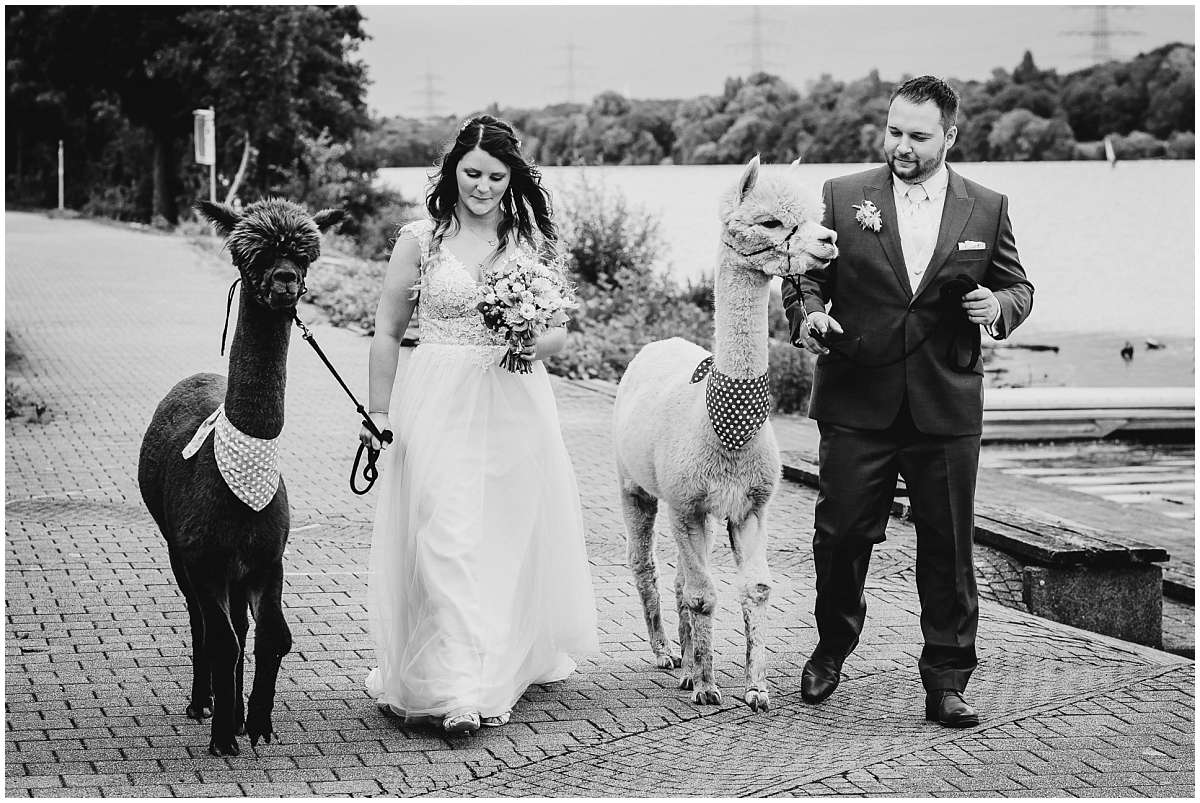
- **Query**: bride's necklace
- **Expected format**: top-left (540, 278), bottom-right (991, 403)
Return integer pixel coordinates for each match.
top-left (460, 225), bottom-right (498, 248)
top-left (453, 225), bottom-right (502, 274)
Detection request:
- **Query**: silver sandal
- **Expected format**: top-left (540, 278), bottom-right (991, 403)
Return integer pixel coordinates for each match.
top-left (442, 709), bottom-right (481, 734)
top-left (480, 710), bottom-right (511, 727)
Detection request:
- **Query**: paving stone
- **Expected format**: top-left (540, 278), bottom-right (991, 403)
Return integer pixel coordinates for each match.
top-left (101, 784), bottom-right (174, 797)
top-left (3, 776), bottom-right (65, 791)
top-left (311, 779), bottom-right (388, 794)
top-left (4, 212), bottom-right (1195, 798)
top-left (167, 783), bottom-right (245, 797)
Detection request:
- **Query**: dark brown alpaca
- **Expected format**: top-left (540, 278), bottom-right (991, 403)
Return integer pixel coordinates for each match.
top-left (138, 198), bottom-right (343, 756)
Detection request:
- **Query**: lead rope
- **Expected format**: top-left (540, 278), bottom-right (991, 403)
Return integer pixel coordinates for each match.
top-left (785, 275), bottom-right (980, 373)
top-left (221, 278), bottom-right (241, 356)
top-left (292, 314), bottom-right (393, 494)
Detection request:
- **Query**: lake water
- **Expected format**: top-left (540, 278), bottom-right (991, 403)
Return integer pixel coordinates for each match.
top-left (379, 161), bottom-right (1195, 387)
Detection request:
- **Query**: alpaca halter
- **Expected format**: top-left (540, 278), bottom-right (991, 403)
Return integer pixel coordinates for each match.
top-left (722, 223), bottom-right (799, 260)
top-left (220, 273), bottom-right (308, 356)
top-left (690, 356), bottom-right (771, 451)
top-left (181, 404), bottom-right (281, 511)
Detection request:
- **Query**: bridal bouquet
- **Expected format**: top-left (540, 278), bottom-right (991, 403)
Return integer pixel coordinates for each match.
top-left (476, 248), bottom-right (576, 373)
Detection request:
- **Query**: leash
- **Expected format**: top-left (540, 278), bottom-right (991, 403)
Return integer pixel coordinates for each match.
top-left (786, 274), bottom-right (981, 373)
top-left (719, 230), bottom-right (981, 372)
top-left (221, 271), bottom-right (388, 492)
top-left (220, 277), bottom-right (391, 493)
top-left (292, 314), bottom-right (393, 495)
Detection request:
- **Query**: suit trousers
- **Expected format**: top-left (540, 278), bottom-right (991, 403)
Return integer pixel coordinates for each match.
top-left (812, 398), bottom-right (980, 692)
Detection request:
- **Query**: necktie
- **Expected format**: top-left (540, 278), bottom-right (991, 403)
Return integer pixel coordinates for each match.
top-left (902, 183), bottom-right (933, 285)
top-left (904, 183), bottom-right (929, 217)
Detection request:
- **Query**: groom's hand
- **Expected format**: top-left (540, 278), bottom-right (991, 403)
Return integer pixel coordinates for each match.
top-left (961, 286), bottom-right (1000, 327)
top-left (793, 311), bottom-right (843, 356)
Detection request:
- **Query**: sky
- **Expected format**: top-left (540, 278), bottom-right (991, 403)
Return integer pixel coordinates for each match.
top-left (356, 2), bottom-right (1196, 119)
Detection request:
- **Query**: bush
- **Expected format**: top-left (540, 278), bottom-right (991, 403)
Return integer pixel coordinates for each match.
top-left (1112, 130), bottom-right (1167, 159)
top-left (546, 264), bottom-right (714, 381)
top-left (1165, 131), bottom-right (1195, 159)
top-left (303, 252), bottom-right (388, 333)
top-left (987, 109), bottom-right (1077, 161)
top-left (556, 172), bottom-right (667, 286)
top-left (767, 339), bottom-right (814, 415)
top-left (272, 128), bottom-right (415, 261)
top-left (546, 179), bottom-right (715, 381)
top-left (1072, 140), bottom-right (1106, 161)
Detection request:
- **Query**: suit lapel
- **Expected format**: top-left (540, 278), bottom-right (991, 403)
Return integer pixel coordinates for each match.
top-left (863, 170), bottom-right (911, 299)
top-left (914, 168), bottom-right (974, 299)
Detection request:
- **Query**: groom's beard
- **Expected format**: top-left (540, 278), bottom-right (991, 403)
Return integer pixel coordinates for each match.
top-left (886, 141), bottom-right (947, 184)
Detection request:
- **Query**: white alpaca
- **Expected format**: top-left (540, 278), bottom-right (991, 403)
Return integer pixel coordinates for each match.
top-left (613, 156), bottom-right (837, 711)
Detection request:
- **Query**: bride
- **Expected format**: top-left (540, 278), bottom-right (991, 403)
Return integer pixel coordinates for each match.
top-left (360, 115), bottom-right (599, 735)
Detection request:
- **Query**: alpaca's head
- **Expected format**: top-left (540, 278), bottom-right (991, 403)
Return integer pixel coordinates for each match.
top-left (719, 155), bottom-right (837, 278)
top-left (196, 198), bottom-right (345, 311)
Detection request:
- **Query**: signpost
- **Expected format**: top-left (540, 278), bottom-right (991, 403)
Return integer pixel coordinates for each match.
top-left (57, 140), bottom-right (64, 211)
top-left (192, 108), bottom-right (216, 202)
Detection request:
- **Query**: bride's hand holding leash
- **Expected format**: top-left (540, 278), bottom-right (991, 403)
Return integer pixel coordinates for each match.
top-left (360, 411), bottom-right (392, 452)
top-left (293, 314), bottom-right (393, 494)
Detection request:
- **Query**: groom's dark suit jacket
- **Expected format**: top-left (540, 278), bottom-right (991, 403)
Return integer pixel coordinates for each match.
top-left (784, 165), bottom-right (1034, 435)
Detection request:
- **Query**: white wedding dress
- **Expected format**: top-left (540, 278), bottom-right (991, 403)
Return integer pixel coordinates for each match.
top-left (365, 219), bottom-right (599, 723)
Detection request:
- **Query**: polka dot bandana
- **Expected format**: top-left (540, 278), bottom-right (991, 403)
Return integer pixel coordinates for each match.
top-left (690, 356), bottom-right (772, 451)
top-left (181, 404), bottom-right (281, 512)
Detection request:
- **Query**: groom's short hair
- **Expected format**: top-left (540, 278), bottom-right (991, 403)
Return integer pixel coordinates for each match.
top-left (890, 76), bottom-right (959, 132)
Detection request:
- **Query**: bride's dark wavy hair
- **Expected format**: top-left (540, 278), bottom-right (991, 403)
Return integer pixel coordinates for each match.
top-left (426, 115), bottom-right (558, 260)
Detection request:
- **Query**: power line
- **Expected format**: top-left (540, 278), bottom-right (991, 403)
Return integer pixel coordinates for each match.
top-left (1061, 5), bottom-right (1142, 65)
top-left (557, 40), bottom-right (589, 104)
top-left (412, 66), bottom-right (446, 118)
top-left (740, 6), bottom-right (784, 76)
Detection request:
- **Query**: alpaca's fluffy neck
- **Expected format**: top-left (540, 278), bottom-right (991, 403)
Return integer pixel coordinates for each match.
top-left (224, 285), bottom-right (292, 439)
top-left (713, 248), bottom-right (771, 380)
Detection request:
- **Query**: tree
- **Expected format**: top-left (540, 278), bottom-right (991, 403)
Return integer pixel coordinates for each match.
top-left (987, 109), bottom-right (1076, 161)
top-left (5, 6), bottom-right (196, 219)
top-left (177, 6), bottom-right (370, 202)
top-left (5, 6), bottom-right (370, 222)
top-left (1143, 45), bottom-right (1194, 138)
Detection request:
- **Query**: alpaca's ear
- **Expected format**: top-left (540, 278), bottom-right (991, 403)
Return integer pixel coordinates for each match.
top-left (194, 200), bottom-right (240, 238)
top-left (738, 154), bottom-right (761, 202)
top-left (312, 208), bottom-right (345, 233)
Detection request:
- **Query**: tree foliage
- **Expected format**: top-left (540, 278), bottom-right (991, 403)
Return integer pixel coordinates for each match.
top-left (364, 44), bottom-right (1194, 168)
top-left (6, 5), bottom-right (378, 223)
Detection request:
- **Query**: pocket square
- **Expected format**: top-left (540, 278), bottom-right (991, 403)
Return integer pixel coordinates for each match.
top-left (957, 240), bottom-right (986, 251)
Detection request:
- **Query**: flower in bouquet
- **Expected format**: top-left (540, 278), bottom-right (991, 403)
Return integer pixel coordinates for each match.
top-left (476, 248), bottom-right (576, 373)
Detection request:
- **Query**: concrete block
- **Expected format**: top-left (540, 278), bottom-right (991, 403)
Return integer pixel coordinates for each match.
top-left (1023, 565), bottom-right (1162, 648)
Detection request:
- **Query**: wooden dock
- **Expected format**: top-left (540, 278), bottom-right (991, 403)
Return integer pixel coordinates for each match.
top-left (983, 386), bottom-right (1194, 441)
top-left (770, 414), bottom-right (1195, 602)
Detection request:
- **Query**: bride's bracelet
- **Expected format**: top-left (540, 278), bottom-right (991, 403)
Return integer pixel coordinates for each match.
top-left (368, 410), bottom-right (389, 415)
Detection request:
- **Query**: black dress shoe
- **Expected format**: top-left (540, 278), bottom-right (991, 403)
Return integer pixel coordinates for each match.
top-left (800, 655), bottom-right (841, 704)
top-left (925, 689), bottom-right (980, 727)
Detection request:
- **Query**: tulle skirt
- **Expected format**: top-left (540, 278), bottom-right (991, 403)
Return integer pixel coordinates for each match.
top-left (365, 343), bottom-right (599, 721)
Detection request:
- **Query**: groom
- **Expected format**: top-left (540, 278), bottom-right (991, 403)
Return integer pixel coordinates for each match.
top-left (783, 75), bottom-right (1033, 726)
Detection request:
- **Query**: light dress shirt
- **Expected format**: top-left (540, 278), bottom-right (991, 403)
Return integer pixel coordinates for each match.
top-left (893, 165), bottom-right (1000, 333)
top-left (892, 164), bottom-right (949, 294)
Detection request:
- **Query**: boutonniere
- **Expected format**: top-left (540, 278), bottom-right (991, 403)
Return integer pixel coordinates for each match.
top-left (853, 200), bottom-right (882, 232)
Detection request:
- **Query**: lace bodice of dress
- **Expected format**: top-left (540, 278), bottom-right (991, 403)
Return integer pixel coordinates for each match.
top-left (400, 220), bottom-right (507, 353)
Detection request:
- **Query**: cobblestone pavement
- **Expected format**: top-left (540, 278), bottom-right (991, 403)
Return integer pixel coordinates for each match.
top-left (5, 212), bottom-right (1195, 797)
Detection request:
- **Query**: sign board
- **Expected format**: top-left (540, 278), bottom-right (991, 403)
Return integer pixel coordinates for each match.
top-left (193, 109), bottom-right (215, 166)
